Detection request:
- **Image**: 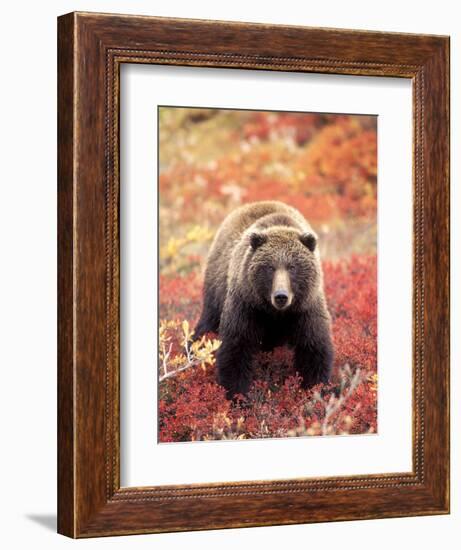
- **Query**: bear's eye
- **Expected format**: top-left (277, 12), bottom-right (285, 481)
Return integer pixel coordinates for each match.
top-left (287, 264), bottom-right (296, 272)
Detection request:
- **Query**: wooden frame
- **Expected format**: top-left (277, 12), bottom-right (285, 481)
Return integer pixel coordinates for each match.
top-left (58, 12), bottom-right (450, 538)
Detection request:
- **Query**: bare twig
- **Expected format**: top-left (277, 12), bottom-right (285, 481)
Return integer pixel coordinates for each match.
top-left (161, 341), bottom-right (173, 377)
top-left (159, 358), bottom-right (203, 382)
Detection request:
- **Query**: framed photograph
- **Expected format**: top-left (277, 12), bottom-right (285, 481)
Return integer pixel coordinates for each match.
top-left (58, 12), bottom-right (450, 537)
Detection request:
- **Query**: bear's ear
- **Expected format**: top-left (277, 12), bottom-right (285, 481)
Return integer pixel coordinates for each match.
top-left (249, 232), bottom-right (267, 250)
top-left (300, 233), bottom-right (317, 252)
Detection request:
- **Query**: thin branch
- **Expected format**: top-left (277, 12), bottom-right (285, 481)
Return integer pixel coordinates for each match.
top-left (159, 358), bottom-right (203, 383)
top-left (161, 341), bottom-right (173, 377)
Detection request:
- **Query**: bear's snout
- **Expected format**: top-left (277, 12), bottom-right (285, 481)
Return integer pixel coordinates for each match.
top-left (271, 268), bottom-right (293, 310)
top-left (273, 290), bottom-right (289, 308)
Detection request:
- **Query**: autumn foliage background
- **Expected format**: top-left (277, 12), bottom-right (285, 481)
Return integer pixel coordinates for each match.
top-left (158, 107), bottom-right (377, 443)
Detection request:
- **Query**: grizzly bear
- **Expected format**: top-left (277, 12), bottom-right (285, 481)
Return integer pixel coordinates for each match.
top-left (195, 201), bottom-right (334, 399)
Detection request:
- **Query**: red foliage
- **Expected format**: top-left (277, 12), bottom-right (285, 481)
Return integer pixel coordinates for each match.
top-left (324, 256), bottom-right (377, 371)
top-left (159, 368), bottom-right (230, 442)
top-left (159, 271), bottom-right (203, 323)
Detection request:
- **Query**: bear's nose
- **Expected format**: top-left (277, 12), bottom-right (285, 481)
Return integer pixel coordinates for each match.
top-left (274, 290), bottom-right (288, 308)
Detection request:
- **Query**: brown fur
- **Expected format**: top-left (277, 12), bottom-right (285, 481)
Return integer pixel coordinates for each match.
top-left (195, 201), bottom-right (333, 398)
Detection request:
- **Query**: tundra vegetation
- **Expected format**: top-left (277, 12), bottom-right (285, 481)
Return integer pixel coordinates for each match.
top-left (158, 108), bottom-right (377, 442)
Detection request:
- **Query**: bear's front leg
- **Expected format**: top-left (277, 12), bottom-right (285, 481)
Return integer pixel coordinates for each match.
top-left (216, 298), bottom-right (260, 400)
top-left (293, 314), bottom-right (334, 389)
top-left (216, 338), bottom-right (256, 400)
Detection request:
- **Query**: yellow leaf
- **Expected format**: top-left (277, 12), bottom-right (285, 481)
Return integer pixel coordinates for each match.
top-left (182, 319), bottom-right (189, 336)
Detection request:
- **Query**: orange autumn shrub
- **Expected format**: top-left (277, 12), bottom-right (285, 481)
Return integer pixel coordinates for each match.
top-left (159, 111), bottom-right (376, 235)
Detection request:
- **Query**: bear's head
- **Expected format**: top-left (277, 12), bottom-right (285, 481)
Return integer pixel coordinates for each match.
top-left (245, 227), bottom-right (321, 312)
